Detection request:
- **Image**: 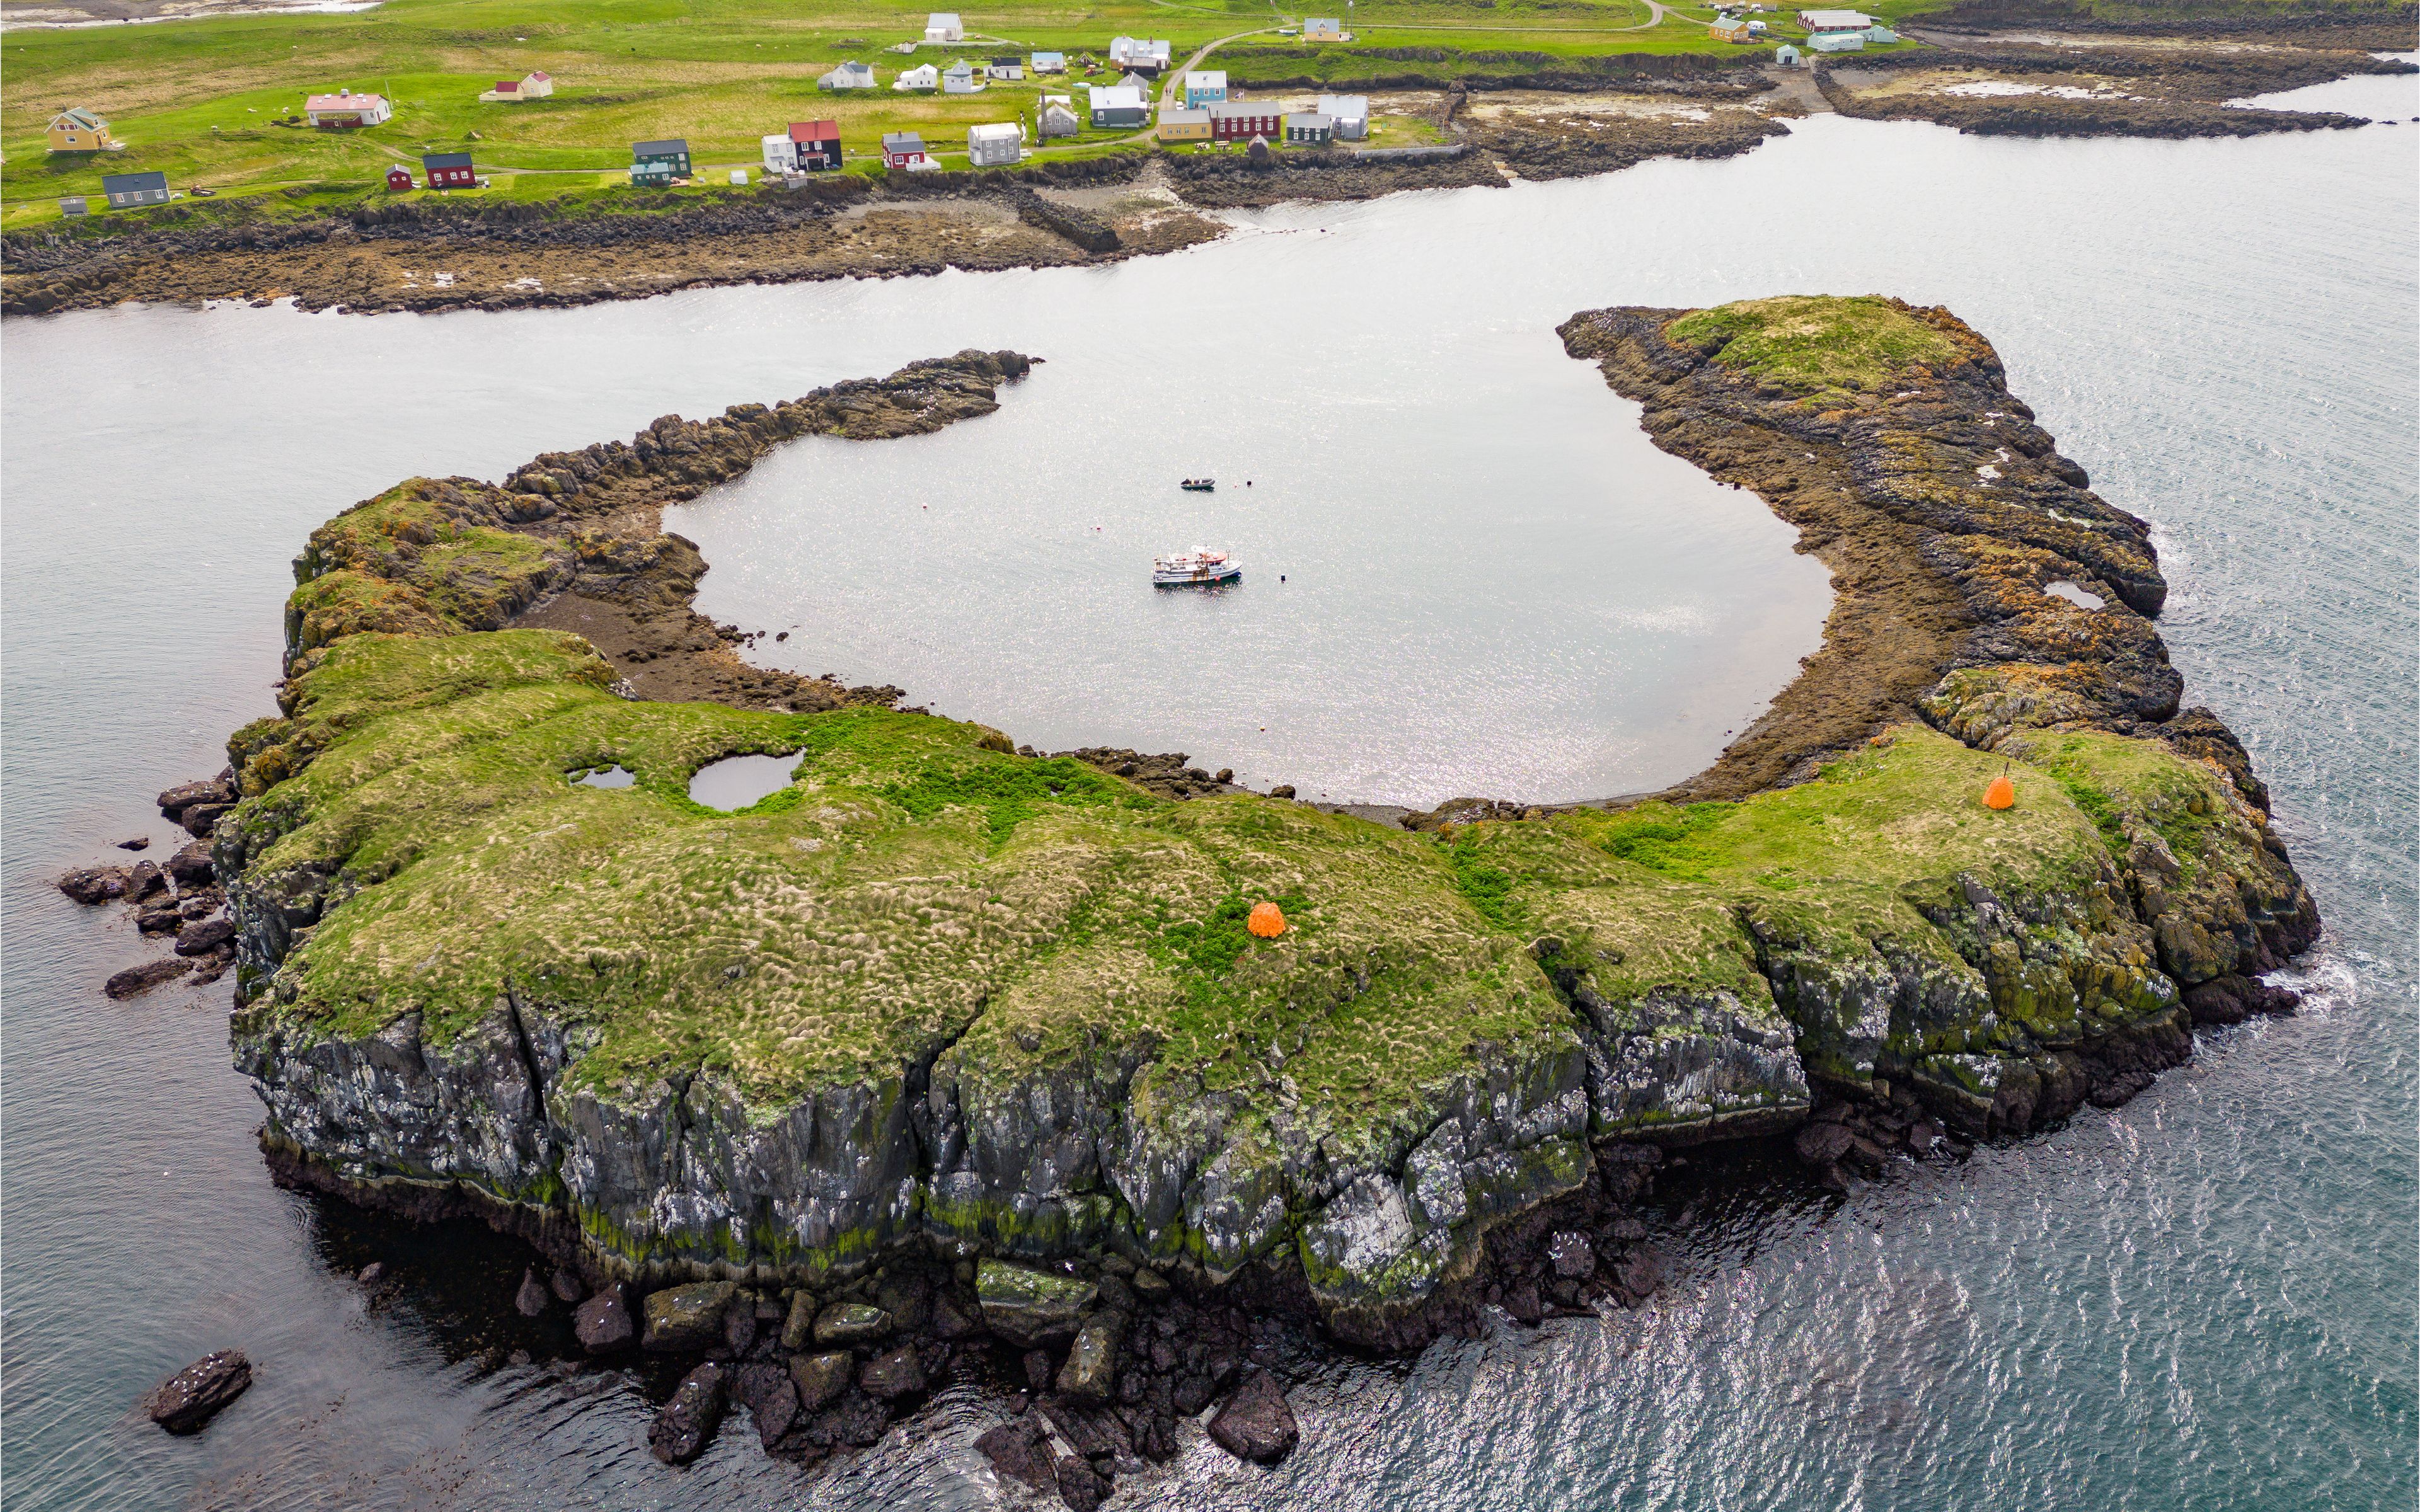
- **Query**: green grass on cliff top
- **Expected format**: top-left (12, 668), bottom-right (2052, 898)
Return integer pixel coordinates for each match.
top-left (1666, 294), bottom-right (1981, 404)
top-left (236, 626), bottom-right (2242, 1149)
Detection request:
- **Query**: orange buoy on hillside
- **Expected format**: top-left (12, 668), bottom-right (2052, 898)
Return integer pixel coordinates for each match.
top-left (1983, 773), bottom-right (2017, 810)
top-left (1247, 902), bottom-right (1288, 938)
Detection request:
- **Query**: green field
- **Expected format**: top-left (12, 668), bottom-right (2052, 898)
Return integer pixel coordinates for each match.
top-left (0, 0), bottom-right (1930, 223)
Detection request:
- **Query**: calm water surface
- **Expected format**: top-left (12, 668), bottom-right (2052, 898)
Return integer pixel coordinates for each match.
top-left (3, 96), bottom-right (2414, 1511)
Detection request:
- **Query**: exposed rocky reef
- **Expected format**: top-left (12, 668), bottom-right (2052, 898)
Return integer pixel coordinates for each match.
top-left (201, 312), bottom-right (2315, 1493)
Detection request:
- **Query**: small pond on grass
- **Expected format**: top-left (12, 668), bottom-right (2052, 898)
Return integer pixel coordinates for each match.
top-left (686, 753), bottom-right (798, 811)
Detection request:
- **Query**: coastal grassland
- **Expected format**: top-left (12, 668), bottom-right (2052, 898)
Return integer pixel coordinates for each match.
top-left (235, 612), bottom-right (2250, 1152)
top-left (1663, 293), bottom-right (1990, 404)
top-left (239, 629), bottom-right (1576, 1139)
top-left (1, 0), bottom-right (1884, 220)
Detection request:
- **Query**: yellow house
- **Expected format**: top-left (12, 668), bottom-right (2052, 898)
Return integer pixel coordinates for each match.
top-left (1708, 16), bottom-right (1753, 40)
top-left (48, 108), bottom-right (118, 153)
top-left (1157, 106), bottom-right (1213, 142)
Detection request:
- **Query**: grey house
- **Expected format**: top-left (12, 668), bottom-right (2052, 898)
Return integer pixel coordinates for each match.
top-left (101, 170), bottom-right (170, 209)
top-left (1088, 84), bottom-right (1148, 129)
top-left (1283, 112), bottom-right (1334, 146)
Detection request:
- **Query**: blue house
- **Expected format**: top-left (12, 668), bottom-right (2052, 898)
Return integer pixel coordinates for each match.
top-left (1183, 69), bottom-right (1227, 108)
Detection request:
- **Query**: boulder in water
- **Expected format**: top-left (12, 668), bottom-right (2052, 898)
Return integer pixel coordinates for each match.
top-left (146, 1349), bottom-right (252, 1434)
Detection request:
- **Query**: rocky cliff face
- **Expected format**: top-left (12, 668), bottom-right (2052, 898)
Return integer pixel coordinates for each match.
top-left (222, 318), bottom-right (2316, 1348)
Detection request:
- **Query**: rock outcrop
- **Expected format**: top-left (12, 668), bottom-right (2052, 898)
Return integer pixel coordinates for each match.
top-left (144, 1350), bottom-right (253, 1434)
top-left (210, 321), bottom-right (2315, 1481)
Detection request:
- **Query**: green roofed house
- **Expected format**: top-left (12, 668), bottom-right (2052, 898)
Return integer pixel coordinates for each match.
top-left (631, 139), bottom-right (692, 186)
top-left (101, 170), bottom-right (170, 209)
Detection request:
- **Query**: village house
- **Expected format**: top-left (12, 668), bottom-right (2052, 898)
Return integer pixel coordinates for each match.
top-left (421, 151), bottom-right (476, 190)
top-left (1031, 51), bottom-right (1067, 74)
top-left (1088, 83), bottom-right (1149, 129)
top-left (1708, 16), bottom-right (1753, 42)
top-left (988, 55), bottom-right (1024, 79)
top-left (1775, 42), bottom-right (1804, 64)
top-left (1182, 69), bottom-right (1226, 107)
top-left (385, 164), bottom-right (413, 191)
top-left (967, 121), bottom-right (1023, 166)
top-left (1302, 16), bottom-right (1346, 40)
top-left (479, 71), bottom-right (553, 103)
top-left (630, 138), bottom-right (691, 185)
top-left (101, 170), bottom-right (170, 209)
top-left (943, 60), bottom-right (983, 93)
top-left (304, 92), bottom-right (391, 128)
top-left (882, 130), bottom-right (937, 169)
top-left (924, 11), bottom-right (964, 42)
top-left (1116, 70), bottom-right (1156, 94)
top-left (1207, 100), bottom-right (1282, 142)
top-left (763, 119), bottom-right (843, 173)
top-left (820, 60), bottom-right (877, 89)
top-left (59, 197), bottom-right (89, 216)
top-left (47, 108), bottom-right (117, 152)
top-left (1283, 111), bottom-right (1333, 146)
top-left (1107, 36), bottom-right (1172, 72)
top-left (1809, 29), bottom-right (1865, 49)
top-left (1797, 8), bottom-right (1876, 32)
top-left (1039, 98), bottom-right (1081, 137)
top-left (894, 63), bottom-right (940, 92)
top-left (1317, 93), bottom-right (1369, 139)
top-left (1156, 105), bottom-right (1212, 143)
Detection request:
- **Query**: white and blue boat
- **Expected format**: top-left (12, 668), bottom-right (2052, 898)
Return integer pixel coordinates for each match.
top-left (1152, 547), bottom-right (1241, 587)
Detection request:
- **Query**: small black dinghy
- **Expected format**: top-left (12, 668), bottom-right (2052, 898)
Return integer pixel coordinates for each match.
top-left (1180, 478), bottom-right (1216, 492)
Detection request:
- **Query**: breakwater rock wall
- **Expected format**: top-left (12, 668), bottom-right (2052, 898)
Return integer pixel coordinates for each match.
top-left (222, 316), bottom-right (2315, 1349)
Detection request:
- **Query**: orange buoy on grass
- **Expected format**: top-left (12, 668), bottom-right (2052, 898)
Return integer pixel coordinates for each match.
top-left (1983, 773), bottom-right (2017, 810)
top-left (1247, 902), bottom-right (1288, 938)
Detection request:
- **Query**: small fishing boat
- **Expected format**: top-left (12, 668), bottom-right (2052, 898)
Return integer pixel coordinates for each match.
top-left (1152, 547), bottom-right (1242, 587)
top-left (1180, 478), bottom-right (1216, 492)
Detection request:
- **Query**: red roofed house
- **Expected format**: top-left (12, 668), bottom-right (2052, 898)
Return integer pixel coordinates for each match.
top-left (304, 92), bottom-right (392, 128)
top-left (480, 71), bottom-right (555, 103)
top-left (788, 119), bottom-right (843, 171)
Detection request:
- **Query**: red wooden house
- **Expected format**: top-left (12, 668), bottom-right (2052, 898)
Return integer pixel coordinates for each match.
top-left (422, 152), bottom-right (476, 190)
top-left (1207, 101), bottom-right (1282, 142)
top-left (385, 164), bottom-right (413, 192)
top-left (788, 119), bottom-right (843, 171)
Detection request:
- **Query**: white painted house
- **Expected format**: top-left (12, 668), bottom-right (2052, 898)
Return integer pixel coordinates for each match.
top-left (1038, 98), bottom-right (1080, 137)
top-left (943, 60), bottom-right (983, 93)
top-left (1317, 93), bottom-right (1369, 139)
top-left (304, 92), bottom-right (392, 127)
top-left (925, 11), bottom-right (964, 41)
top-left (894, 63), bottom-right (940, 91)
top-left (967, 121), bottom-right (1023, 166)
top-left (1107, 36), bottom-right (1172, 70)
top-left (820, 60), bottom-right (877, 89)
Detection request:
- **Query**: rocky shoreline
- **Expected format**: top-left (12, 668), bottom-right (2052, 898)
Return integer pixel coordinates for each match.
top-left (74, 299), bottom-right (2322, 1499)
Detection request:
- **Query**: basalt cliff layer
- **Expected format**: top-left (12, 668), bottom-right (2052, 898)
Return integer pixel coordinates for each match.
top-left (216, 305), bottom-right (2314, 1479)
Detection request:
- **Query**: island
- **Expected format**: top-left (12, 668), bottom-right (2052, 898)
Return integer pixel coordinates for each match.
top-left (203, 298), bottom-right (2314, 1493)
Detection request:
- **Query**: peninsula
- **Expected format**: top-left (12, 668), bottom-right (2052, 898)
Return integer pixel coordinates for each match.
top-left (181, 297), bottom-right (2312, 1495)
